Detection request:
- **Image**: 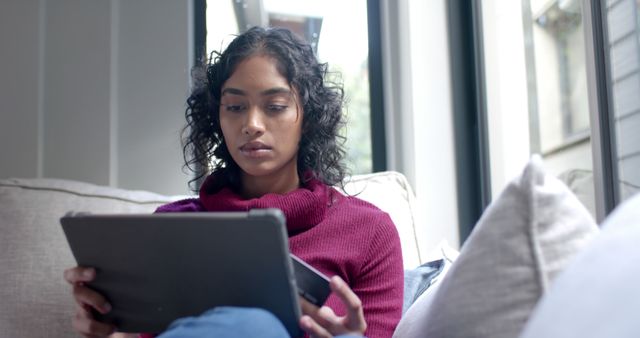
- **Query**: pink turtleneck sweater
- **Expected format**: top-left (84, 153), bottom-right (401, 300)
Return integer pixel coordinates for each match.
top-left (148, 174), bottom-right (404, 338)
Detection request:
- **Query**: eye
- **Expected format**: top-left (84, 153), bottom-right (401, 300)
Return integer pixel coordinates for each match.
top-left (224, 104), bottom-right (246, 113)
top-left (267, 104), bottom-right (288, 113)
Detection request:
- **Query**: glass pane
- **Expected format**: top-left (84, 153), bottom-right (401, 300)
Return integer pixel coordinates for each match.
top-left (602, 0), bottom-right (640, 201)
top-left (206, 0), bottom-right (372, 174)
top-left (481, 0), bottom-right (597, 217)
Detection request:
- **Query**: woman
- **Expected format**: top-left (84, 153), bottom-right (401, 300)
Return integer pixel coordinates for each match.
top-left (64, 26), bottom-right (404, 338)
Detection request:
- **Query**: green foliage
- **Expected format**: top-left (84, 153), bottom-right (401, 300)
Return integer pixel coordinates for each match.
top-left (330, 60), bottom-right (372, 175)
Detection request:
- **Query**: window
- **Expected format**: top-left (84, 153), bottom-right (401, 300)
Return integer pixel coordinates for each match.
top-left (528, 0), bottom-right (590, 149)
top-left (203, 0), bottom-right (374, 174)
top-left (480, 0), bottom-right (597, 218)
top-left (471, 0), bottom-right (640, 224)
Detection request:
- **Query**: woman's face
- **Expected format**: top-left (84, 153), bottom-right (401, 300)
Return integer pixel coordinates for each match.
top-left (219, 55), bottom-right (303, 183)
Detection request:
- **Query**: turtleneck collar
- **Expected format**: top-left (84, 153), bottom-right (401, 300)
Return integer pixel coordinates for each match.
top-left (198, 171), bottom-right (330, 235)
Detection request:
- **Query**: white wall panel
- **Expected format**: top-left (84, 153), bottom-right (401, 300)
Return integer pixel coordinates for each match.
top-left (117, 0), bottom-right (192, 195)
top-left (0, 0), bottom-right (193, 195)
top-left (0, 0), bottom-right (41, 179)
top-left (43, 0), bottom-right (112, 185)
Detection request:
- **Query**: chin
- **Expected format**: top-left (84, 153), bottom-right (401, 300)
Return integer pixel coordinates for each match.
top-left (232, 154), bottom-right (298, 180)
top-left (237, 164), bottom-right (278, 177)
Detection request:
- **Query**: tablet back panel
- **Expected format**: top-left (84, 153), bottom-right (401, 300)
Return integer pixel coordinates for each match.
top-left (61, 209), bottom-right (302, 337)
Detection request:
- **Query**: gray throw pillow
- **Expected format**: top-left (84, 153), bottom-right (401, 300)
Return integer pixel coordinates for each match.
top-left (394, 155), bottom-right (599, 338)
top-left (519, 192), bottom-right (640, 338)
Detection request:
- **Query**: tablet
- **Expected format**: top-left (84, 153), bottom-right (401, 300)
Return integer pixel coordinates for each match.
top-left (61, 209), bottom-right (303, 337)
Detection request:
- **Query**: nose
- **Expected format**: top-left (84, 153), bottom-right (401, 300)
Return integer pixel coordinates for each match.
top-left (241, 107), bottom-right (265, 136)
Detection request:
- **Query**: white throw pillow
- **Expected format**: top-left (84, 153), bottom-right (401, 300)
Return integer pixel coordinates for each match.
top-left (519, 192), bottom-right (640, 338)
top-left (394, 155), bottom-right (599, 338)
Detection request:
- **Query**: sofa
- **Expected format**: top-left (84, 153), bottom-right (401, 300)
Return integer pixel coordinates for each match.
top-left (0, 170), bottom-right (425, 337)
top-left (2, 158), bottom-right (639, 338)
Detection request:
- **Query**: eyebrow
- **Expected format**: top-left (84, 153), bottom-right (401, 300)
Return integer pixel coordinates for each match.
top-left (221, 87), bottom-right (292, 97)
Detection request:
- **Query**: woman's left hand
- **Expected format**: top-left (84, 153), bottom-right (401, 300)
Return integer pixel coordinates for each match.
top-left (299, 275), bottom-right (367, 338)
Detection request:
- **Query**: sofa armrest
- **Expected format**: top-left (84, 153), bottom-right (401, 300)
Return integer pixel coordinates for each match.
top-left (0, 178), bottom-right (184, 338)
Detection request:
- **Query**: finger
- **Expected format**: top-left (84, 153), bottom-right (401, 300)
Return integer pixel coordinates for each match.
top-left (73, 296), bottom-right (115, 338)
top-left (64, 267), bottom-right (96, 284)
top-left (299, 297), bottom-right (320, 317)
top-left (76, 305), bottom-right (116, 338)
top-left (72, 306), bottom-right (115, 337)
top-left (314, 306), bottom-right (344, 332)
top-left (108, 333), bottom-right (139, 338)
top-left (329, 276), bottom-right (366, 331)
top-left (300, 315), bottom-right (332, 338)
top-left (300, 298), bottom-right (339, 331)
top-left (73, 284), bottom-right (112, 315)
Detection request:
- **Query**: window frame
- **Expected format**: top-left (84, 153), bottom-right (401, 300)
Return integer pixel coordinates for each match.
top-left (583, 0), bottom-right (619, 222)
top-left (446, 0), bottom-right (492, 244)
top-left (367, 0), bottom-right (388, 172)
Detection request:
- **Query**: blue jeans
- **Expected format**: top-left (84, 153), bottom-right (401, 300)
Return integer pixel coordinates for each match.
top-left (157, 306), bottom-right (364, 338)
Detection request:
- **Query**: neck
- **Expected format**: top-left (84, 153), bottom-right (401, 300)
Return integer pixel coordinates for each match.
top-left (240, 168), bottom-right (300, 199)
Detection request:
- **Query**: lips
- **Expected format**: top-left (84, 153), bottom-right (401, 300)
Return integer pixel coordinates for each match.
top-left (240, 141), bottom-right (272, 152)
top-left (239, 141), bottom-right (273, 158)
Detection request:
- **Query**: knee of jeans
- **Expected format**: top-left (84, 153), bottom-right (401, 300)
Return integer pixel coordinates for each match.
top-left (161, 306), bottom-right (289, 338)
top-left (213, 306), bottom-right (281, 324)
top-left (204, 306), bottom-right (289, 337)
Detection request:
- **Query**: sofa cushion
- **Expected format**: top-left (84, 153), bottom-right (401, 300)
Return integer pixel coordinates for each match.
top-left (0, 178), bottom-right (180, 338)
top-left (341, 171), bottom-right (422, 269)
top-left (519, 192), bottom-right (640, 338)
top-left (393, 155), bottom-right (599, 338)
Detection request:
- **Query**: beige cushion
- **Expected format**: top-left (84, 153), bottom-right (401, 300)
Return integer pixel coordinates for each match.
top-left (341, 171), bottom-right (422, 269)
top-left (394, 155), bottom-right (599, 338)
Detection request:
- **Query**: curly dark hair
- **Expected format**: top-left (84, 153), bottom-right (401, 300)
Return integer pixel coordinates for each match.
top-left (183, 26), bottom-right (348, 192)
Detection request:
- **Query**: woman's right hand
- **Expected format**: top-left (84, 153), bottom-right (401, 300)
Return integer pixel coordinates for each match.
top-left (64, 266), bottom-right (116, 337)
top-left (299, 276), bottom-right (367, 338)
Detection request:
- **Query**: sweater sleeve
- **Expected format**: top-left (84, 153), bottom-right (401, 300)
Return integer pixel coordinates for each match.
top-left (154, 198), bottom-right (204, 213)
top-left (354, 212), bottom-right (404, 338)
